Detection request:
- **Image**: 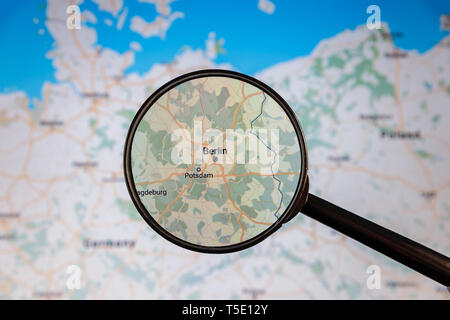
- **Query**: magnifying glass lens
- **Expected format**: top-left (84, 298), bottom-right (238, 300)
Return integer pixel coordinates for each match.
top-left (127, 72), bottom-right (304, 250)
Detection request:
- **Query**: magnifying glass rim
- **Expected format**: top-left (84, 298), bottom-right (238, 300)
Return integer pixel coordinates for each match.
top-left (124, 69), bottom-right (308, 253)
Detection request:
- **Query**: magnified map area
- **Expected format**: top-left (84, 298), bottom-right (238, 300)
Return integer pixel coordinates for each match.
top-left (130, 76), bottom-right (302, 246)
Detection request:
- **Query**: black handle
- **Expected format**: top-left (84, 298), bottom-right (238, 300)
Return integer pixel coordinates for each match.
top-left (300, 193), bottom-right (450, 286)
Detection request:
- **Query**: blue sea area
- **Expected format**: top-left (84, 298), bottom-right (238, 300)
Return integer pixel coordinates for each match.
top-left (0, 0), bottom-right (449, 107)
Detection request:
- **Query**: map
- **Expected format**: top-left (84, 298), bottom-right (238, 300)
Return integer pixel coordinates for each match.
top-left (0, 0), bottom-right (449, 299)
top-left (130, 76), bottom-right (301, 246)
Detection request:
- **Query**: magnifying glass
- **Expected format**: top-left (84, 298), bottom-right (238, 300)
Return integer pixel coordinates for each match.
top-left (124, 69), bottom-right (449, 286)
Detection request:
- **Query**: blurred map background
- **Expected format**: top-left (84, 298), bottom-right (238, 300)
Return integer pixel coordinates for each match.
top-left (0, 0), bottom-right (449, 299)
